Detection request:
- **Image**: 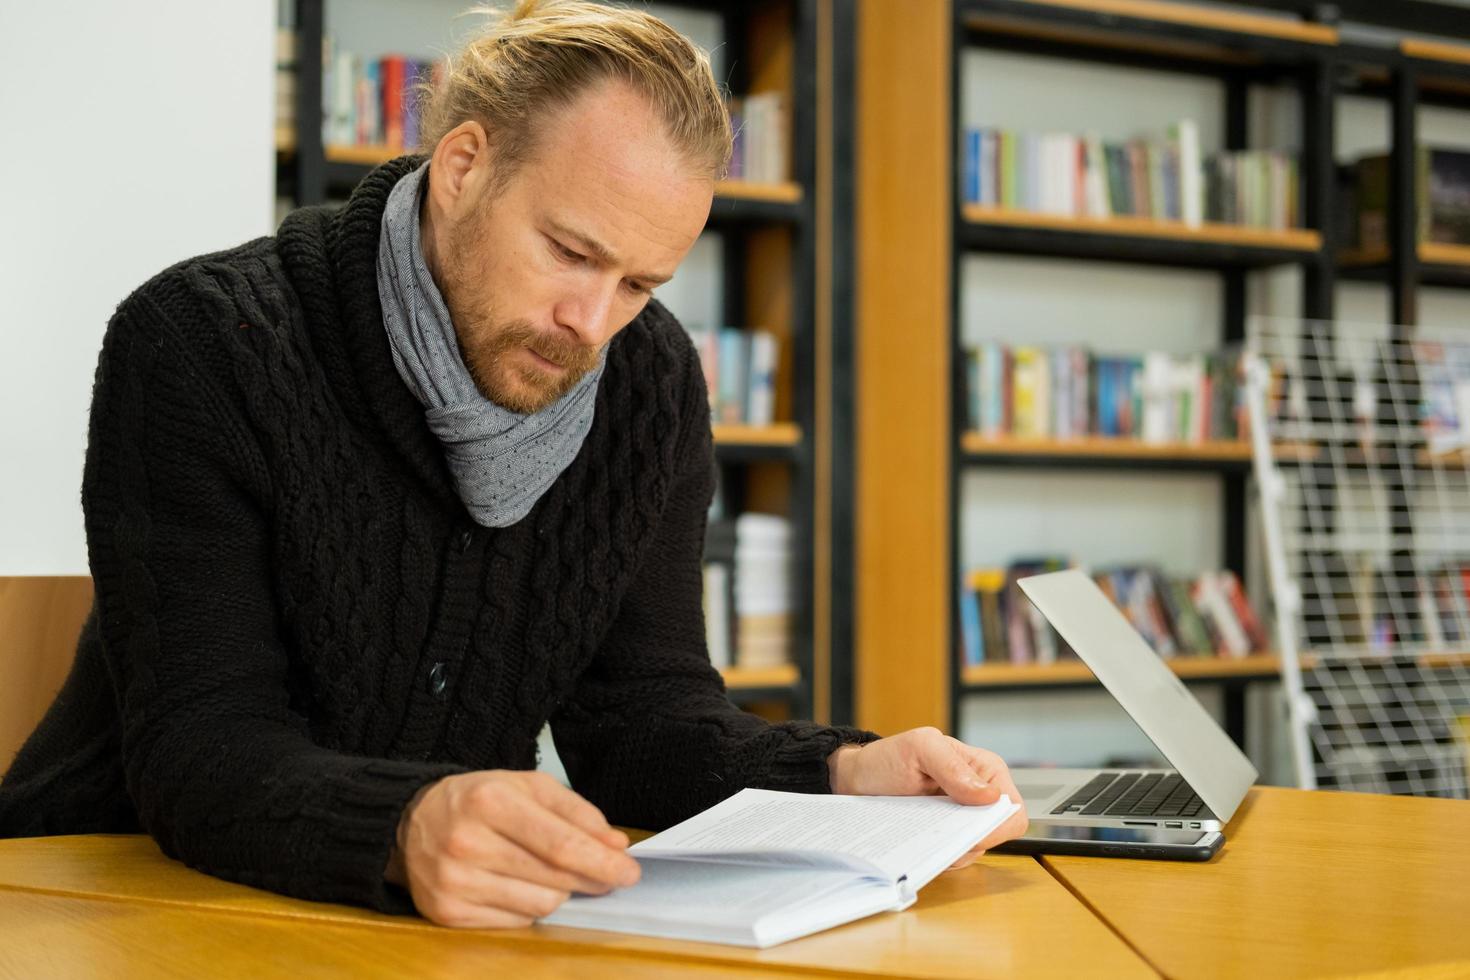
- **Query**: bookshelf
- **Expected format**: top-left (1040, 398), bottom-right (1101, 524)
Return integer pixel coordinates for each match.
top-left (275, 0), bottom-right (852, 724)
top-left (945, 0), bottom-right (1344, 752)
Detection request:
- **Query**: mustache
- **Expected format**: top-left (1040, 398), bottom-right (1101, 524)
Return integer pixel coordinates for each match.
top-left (493, 321), bottom-right (601, 372)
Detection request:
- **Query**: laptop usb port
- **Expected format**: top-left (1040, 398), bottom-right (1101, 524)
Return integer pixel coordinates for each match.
top-left (1165, 821), bottom-right (1182, 829)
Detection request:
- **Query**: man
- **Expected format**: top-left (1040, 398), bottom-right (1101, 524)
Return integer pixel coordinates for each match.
top-left (0, 0), bottom-right (1025, 928)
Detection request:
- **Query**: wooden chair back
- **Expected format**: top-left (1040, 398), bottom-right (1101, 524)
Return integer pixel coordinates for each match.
top-left (0, 577), bottom-right (93, 773)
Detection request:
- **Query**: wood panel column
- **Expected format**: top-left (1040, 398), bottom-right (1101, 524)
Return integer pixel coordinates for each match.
top-left (854, 0), bottom-right (951, 734)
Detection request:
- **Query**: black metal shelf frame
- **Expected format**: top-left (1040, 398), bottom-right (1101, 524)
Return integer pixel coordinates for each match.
top-left (279, 0), bottom-right (851, 723)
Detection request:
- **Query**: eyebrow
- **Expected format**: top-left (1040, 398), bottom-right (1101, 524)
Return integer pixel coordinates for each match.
top-left (546, 219), bottom-right (673, 287)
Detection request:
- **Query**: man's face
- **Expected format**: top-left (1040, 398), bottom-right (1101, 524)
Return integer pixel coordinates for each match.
top-left (428, 81), bottom-right (713, 414)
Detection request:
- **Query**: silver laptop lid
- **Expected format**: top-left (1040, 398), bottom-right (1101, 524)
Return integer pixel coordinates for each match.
top-left (1018, 569), bottom-right (1257, 822)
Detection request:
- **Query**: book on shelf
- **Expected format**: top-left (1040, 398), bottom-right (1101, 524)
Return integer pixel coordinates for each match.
top-left (1349, 147), bottom-right (1470, 250)
top-left (704, 514), bottom-right (795, 674)
top-left (687, 327), bottom-right (781, 427)
top-left (958, 562), bottom-right (1269, 668)
top-left (961, 121), bottom-right (1299, 231)
top-left (964, 342), bottom-right (1249, 445)
top-left (1315, 558), bottom-right (1470, 655)
top-left (317, 38), bottom-right (443, 150)
top-left (542, 787), bottom-right (1018, 947)
top-left (727, 91), bottom-right (789, 184)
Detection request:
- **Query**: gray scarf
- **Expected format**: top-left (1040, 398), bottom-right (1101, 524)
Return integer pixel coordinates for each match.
top-left (376, 163), bottom-right (604, 528)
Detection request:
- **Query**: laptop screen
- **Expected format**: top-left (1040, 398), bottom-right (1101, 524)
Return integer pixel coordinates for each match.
top-left (1018, 569), bottom-right (1258, 822)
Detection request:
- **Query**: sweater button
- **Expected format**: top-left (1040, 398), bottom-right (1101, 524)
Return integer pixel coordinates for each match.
top-left (427, 661), bottom-right (448, 698)
top-left (457, 530), bottom-right (474, 553)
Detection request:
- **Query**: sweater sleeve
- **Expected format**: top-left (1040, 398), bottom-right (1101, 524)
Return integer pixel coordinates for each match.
top-left (549, 340), bottom-right (879, 831)
top-left (82, 289), bottom-right (465, 913)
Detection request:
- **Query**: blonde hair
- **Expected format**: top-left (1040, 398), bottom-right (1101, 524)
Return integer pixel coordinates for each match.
top-left (416, 0), bottom-right (732, 185)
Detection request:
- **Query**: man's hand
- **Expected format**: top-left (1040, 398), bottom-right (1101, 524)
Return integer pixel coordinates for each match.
top-left (827, 728), bottom-right (1028, 869)
top-left (386, 770), bottom-right (640, 928)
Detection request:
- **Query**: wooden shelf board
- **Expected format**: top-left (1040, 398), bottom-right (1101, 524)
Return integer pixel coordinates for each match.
top-left (713, 422), bottom-right (802, 447)
top-left (961, 655), bottom-right (1283, 687)
top-left (1340, 243), bottom-right (1470, 269)
top-left (1421, 242), bottom-right (1470, 268)
top-left (281, 142), bottom-right (805, 206)
top-left (961, 434), bottom-right (1253, 462)
top-left (960, 435), bottom-right (1318, 464)
top-left (721, 664), bottom-right (800, 689)
top-left (1402, 38), bottom-right (1470, 68)
top-left (1008, 0), bottom-right (1338, 46)
top-left (713, 180), bottom-right (804, 204)
top-left (962, 651), bottom-right (1470, 688)
top-left (961, 206), bottom-right (1322, 252)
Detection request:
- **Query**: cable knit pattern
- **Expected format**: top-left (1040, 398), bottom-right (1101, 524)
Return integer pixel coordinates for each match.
top-left (0, 154), bottom-right (878, 914)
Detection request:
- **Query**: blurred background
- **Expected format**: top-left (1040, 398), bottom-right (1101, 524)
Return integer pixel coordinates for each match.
top-left (5, 0), bottom-right (1470, 795)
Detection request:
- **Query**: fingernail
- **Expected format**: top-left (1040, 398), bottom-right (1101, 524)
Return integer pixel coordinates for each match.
top-left (968, 776), bottom-right (988, 790)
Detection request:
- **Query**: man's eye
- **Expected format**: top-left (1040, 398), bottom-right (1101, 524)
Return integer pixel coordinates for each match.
top-left (553, 240), bottom-right (583, 262)
top-left (624, 280), bottom-right (650, 296)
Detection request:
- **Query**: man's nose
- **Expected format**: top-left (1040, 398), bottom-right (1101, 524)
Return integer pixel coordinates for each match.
top-left (554, 279), bottom-right (618, 348)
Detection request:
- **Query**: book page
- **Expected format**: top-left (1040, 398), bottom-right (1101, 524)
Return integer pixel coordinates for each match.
top-left (633, 788), bottom-right (1016, 884)
top-left (542, 858), bottom-right (875, 944)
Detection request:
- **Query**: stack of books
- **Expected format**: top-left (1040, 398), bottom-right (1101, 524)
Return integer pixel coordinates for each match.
top-left (960, 562), bottom-right (1269, 668)
top-left (703, 514), bottom-right (795, 672)
top-left (728, 92), bottom-right (789, 184)
top-left (320, 39), bottom-right (443, 149)
top-left (688, 328), bottom-right (780, 427)
top-left (964, 343), bottom-right (1248, 444)
top-left (733, 514), bottom-right (794, 670)
top-left (960, 121), bottom-right (1300, 230)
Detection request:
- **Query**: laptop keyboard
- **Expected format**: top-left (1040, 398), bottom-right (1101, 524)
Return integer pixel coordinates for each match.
top-left (1049, 772), bottom-right (1206, 819)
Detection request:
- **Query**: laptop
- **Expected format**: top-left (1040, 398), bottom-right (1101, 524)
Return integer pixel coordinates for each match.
top-left (991, 569), bottom-right (1258, 861)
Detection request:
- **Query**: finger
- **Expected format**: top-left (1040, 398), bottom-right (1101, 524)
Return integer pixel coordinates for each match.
top-left (420, 896), bottom-right (536, 930)
top-left (976, 809), bottom-right (1030, 852)
top-left (467, 832), bottom-right (621, 896)
top-left (492, 794), bottom-right (641, 888)
top-left (958, 746), bottom-right (1026, 809)
top-left (423, 875), bottom-right (570, 928)
top-left (530, 777), bottom-right (629, 850)
top-left (921, 737), bottom-right (1000, 806)
top-left (946, 846), bottom-right (987, 870)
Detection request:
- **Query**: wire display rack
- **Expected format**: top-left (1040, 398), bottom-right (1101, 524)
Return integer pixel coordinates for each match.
top-left (1246, 315), bottom-right (1470, 797)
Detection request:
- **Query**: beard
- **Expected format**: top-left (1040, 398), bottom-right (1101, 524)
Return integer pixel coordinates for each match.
top-left (438, 218), bottom-right (603, 415)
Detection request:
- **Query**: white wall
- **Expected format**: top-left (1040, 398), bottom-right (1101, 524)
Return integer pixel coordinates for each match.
top-left (0, 2), bottom-right (275, 574)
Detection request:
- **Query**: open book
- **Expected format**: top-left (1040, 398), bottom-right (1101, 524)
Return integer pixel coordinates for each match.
top-left (541, 788), bottom-right (1018, 948)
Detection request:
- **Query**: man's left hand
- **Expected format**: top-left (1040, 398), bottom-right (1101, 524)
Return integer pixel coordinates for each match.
top-left (826, 727), bottom-right (1029, 869)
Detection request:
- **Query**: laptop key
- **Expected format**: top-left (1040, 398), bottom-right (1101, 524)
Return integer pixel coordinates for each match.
top-left (1135, 774), bottom-right (1182, 814)
top-left (1156, 780), bottom-right (1197, 817)
top-left (1080, 773), bottom-right (1140, 815)
top-left (1051, 773), bottom-right (1120, 814)
top-left (1105, 773), bottom-right (1162, 815)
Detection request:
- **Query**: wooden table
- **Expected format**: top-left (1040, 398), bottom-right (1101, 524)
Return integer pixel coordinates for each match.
top-left (0, 834), bottom-right (1147, 978)
top-left (1044, 787), bottom-right (1470, 979)
top-left (0, 787), bottom-right (1464, 978)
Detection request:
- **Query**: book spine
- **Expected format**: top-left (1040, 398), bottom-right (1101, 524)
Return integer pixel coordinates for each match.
top-left (745, 331), bottom-right (777, 427)
top-left (382, 56), bottom-right (404, 148)
top-left (964, 129), bottom-right (981, 204)
top-left (717, 329), bottom-right (748, 425)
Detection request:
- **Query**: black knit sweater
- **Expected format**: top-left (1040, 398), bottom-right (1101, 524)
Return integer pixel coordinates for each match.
top-left (0, 155), bottom-right (876, 913)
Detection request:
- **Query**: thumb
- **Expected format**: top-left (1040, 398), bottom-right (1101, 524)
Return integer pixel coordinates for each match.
top-left (926, 740), bottom-right (1001, 806)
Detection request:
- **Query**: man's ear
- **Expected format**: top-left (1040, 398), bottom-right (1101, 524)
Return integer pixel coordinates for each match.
top-left (427, 121), bottom-right (494, 218)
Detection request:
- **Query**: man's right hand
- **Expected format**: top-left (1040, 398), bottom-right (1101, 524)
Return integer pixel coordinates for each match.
top-left (387, 770), bottom-right (641, 928)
